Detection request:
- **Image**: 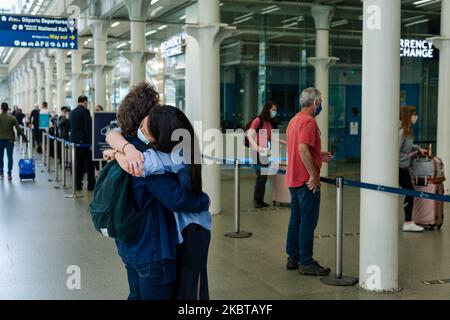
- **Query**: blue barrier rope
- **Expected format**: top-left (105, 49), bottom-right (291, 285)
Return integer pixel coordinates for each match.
top-left (202, 155), bottom-right (450, 203)
top-left (46, 135), bottom-right (91, 148)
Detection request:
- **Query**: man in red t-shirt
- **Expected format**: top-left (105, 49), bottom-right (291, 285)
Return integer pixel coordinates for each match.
top-left (285, 87), bottom-right (333, 276)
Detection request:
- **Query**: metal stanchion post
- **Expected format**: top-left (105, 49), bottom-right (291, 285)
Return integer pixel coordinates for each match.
top-left (320, 177), bottom-right (358, 286)
top-left (225, 159), bottom-right (252, 238)
top-left (42, 133), bottom-right (46, 166)
top-left (61, 141), bottom-right (67, 189)
top-left (28, 129), bottom-right (33, 159)
top-left (47, 136), bottom-right (51, 172)
top-left (65, 143), bottom-right (83, 199)
top-left (54, 138), bottom-right (59, 182)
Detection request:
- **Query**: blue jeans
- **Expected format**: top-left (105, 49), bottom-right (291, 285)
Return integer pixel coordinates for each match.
top-left (0, 140), bottom-right (14, 175)
top-left (125, 260), bottom-right (176, 300)
top-left (286, 185), bottom-right (321, 267)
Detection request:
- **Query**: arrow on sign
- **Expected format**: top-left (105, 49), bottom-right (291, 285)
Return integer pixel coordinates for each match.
top-left (70, 35), bottom-right (75, 41)
top-left (70, 42), bottom-right (75, 48)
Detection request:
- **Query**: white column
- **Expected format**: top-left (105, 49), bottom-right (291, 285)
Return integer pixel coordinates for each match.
top-left (185, 0), bottom-right (235, 215)
top-left (55, 50), bottom-right (68, 112)
top-left (359, 0), bottom-right (401, 293)
top-left (308, 5), bottom-right (338, 178)
top-left (33, 53), bottom-right (44, 107)
top-left (42, 53), bottom-right (55, 110)
top-left (89, 19), bottom-right (112, 108)
top-left (71, 39), bottom-right (85, 108)
top-left (124, 0), bottom-right (152, 86)
top-left (21, 65), bottom-right (30, 112)
top-left (429, 0), bottom-right (450, 195)
top-left (28, 60), bottom-right (37, 107)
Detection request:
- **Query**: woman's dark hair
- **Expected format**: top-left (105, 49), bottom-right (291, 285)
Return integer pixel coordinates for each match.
top-left (117, 83), bottom-right (160, 137)
top-left (259, 101), bottom-right (276, 122)
top-left (147, 105), bottom-right (202, 195)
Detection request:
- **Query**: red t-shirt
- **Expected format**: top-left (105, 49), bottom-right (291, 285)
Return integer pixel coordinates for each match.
top-left (249, 117), bottom-right (272, 149)
top-left (286, 112), bottom-right (322, 188)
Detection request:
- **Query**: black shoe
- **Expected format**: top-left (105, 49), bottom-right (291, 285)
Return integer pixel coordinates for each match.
top-left (286, 256), bottom-right (299, 270)
top-left (298, 260), bottom-right (331, 276)
top-left (254, 200), bottom-right (270, 209)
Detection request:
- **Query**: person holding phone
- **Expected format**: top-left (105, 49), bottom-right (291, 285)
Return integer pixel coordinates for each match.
top-left (284, 88), bottom-right (333, 276)
top-left (399, 106), bottom-right (428, 232)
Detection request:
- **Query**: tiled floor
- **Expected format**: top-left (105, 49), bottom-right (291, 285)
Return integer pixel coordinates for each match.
top-left (1, 148), bottom-right (449, 299)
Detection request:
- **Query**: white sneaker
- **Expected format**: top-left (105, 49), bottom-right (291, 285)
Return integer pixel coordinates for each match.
top-left (403, 222), bottom-right (424, 232)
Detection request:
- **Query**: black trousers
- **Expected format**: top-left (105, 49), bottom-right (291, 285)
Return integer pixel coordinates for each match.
top-left (254, 155), bottom-right (269, 202)
top-left (75, 148), bottom-right (96, 190)
top-left (172, 224), bottom-right (210, 300)
top-left (399, 167), bottom-right (414, 222)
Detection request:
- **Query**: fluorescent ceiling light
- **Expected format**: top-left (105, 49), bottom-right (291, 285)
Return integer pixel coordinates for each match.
top-left (331, 19), bottom-right (349, 27)
top-left (3, 48), bottom-right (14, 64)
top-left (233, 16), bottom-right (254, 24)
top-left (403, 15), bottom-right (425, 22)
top-left (179, 15), bottom-right (186, 20)
top-left (111, 22), bottom-right (120, 28)
top-left (405, 18), bottom-right (430, 27)
top-left (158, 25), bottom-right (167, 30)
top-left (414, 0), bottom-right (440, 7)
top-left (146, 30), bottom-right (157, 36)
top-left (151, 0), bottom-right (160, 4)
top-left (281, 16), bottom-right (303, 24)
top-left (261, 6), bottom-right (280, 15)
top-left (413, 0), bottom-right (433, 5)
top-left (117, 42), bottom-right (128, 48)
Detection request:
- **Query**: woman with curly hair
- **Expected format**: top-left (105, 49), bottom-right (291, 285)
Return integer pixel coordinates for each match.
top-left (105, 83), bottom-right (210, 300)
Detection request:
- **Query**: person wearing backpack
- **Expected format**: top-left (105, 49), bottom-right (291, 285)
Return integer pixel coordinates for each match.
top-left (246, 101), bottom-right (286, 208)
top-left (105, 105), bottom-right (212, 300)
top-left (101, 85), bottom-right (210, 300)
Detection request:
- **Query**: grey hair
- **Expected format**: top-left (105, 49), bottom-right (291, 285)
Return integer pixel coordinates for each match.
top-left (300, 87), bottom-right (322, 108)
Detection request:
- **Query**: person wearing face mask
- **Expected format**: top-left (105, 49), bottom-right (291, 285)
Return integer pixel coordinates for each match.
top-left (284, 88), bottom-right (333, 276)
top-left (247, 101), bottom-right (286, 208)
top-left (399, 106), bottom-right (428, 232)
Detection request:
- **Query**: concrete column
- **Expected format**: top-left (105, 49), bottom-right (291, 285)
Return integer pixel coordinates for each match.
top-left (243, 67), bottom-right (257, 124)
top-left (428, 0), bottom-right (450, 195)
top-left (33, 53), bottom-right (44, 107)
top-left (71, 38), bottom-right (85, 108)
top-left (308, 5), bottom-right (338, 178)
top-left (89, 19), bottom-right (112, 108)
top-left (20, 65), bottom-right (30, 112)
top-left (42, 53), bottom-right (55, 110)
top-left (359, 0), bottom-right (401, 293)
top-left (27, 60), bottom-right (37, 107)
top-left (124, 0), bottom-right (153, 86)
top-left (55, 50), bottom-right (69, 111)
top-left (185, 0), bottom-right (236, 215)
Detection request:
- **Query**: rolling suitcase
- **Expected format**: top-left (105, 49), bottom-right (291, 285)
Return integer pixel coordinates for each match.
top-left (412, 183), bottom-right (444, 230)
top-left (19, 159), bottom-right (36, 181)
top-left (272, 162), bottom-right (291, 206)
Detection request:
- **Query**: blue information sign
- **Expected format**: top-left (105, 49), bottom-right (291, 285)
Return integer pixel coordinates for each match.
top-left (38, 113), bottom-right (50, 129)
top-left (0, 14), bottom-right (77, 49)
top-left (93, 112), bottom-right (117, 161)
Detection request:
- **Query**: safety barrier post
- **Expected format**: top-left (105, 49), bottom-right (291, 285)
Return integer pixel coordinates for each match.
top-left (61, 141), bottom-right (67, 189)
top-left (320, 177), bottom-right (358, 286)
top-left (46, 135), bottom-right (51, 172)
top-left (42, 133), bottom-right (47, 166)
top-left (64, 143), bottom-right (83, 199)
top-left (225, 159), bottom-right (252, 238)
top-left (54, 138), bottom-right (59, 182)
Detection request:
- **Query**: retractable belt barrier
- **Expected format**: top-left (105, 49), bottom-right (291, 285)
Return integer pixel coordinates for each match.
top-left (202, 155), bottom-right (450, 287)
top-left (43, 135), bottom-right (91, 198)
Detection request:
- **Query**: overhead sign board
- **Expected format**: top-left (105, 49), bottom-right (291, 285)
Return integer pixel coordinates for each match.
top-left (0, 14), bottom-right (78, 49)
top-left (400, 39), bottom-right (434, 59)
top-left (160, 32), bottom-right (186, 58)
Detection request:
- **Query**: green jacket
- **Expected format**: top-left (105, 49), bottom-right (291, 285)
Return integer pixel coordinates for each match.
top-left (0, 112), bottom-right (26, 142)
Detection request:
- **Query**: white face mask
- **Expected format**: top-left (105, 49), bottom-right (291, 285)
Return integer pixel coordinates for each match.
top-left (411, 115), bottom-right (418, 125)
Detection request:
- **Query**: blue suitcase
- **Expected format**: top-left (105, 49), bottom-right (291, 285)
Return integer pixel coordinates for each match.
top-left (19, 159), bottom-right (36, 181)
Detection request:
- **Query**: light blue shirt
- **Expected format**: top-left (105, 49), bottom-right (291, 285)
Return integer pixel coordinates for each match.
top-left (143, 148), bottom-right (212, 244)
